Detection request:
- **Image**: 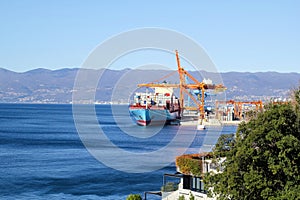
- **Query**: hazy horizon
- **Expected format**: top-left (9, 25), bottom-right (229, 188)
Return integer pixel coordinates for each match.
top-left (0, 66), bottom-right (299, 74)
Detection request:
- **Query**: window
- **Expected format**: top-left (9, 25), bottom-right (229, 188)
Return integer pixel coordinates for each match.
top-left (190, 177), bottom-right (206, 193)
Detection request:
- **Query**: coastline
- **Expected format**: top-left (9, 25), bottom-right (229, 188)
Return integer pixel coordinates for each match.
top-left (180, 120), bottom-right (242, 127)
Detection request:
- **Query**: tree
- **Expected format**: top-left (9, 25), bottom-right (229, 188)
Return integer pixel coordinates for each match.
top-left (213, 133), bottom-right (235, 157)
top-left (205, 87), bottom-right (300, 199)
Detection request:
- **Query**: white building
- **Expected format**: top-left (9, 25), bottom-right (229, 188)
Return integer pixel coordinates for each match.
top-left (161, 154), bottom-right (226, 200)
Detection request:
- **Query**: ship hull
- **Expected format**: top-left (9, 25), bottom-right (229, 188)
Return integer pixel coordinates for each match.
top-left (129, 106), bottom-right (179, 126)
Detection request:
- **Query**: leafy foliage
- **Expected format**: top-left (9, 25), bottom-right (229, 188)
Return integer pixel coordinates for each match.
top-left (176, 154), bottom-right (203, 176)
top-left (178, 195), bottom-right (185, 200)
top-left (126, 194), bottom-right (142, 200)
top-left (244, 109), bottom-right (259, 121)
top-left (213, 133), bottom-right (235, 157)
top-left (205, 87), bottom-right (300, 199)
top-left (189, 192), bottom-right (195, 200)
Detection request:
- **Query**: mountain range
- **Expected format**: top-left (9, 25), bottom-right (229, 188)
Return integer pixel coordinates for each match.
top-left (0, 68), bottom-right (299, 103)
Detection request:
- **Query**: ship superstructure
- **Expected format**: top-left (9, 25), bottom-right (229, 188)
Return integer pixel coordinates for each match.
top-left (129, 87), bottom-right (181, 126)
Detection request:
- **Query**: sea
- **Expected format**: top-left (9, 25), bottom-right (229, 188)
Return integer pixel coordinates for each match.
top-left (0, 104), bottom-right (237, 200)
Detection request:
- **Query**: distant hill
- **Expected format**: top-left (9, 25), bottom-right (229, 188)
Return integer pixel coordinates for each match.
top-left (0, 68), bottom-right (299, 103)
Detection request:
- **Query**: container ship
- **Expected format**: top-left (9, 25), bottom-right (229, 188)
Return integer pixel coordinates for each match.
top-left (129, 87), bottom-right (181, 126)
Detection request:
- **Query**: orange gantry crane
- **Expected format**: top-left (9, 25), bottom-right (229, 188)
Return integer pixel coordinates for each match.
top-left (215, 100), bottom-right (263, 120)
top-left (137, 50), bottom-right (226, 123)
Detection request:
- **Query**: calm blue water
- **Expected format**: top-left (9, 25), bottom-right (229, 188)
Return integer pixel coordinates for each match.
top-left (0, 104), bottom-right (237, 200)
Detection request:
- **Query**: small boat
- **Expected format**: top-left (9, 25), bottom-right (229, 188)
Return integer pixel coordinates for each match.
top-left (129, 87), bottom-right (181, 126)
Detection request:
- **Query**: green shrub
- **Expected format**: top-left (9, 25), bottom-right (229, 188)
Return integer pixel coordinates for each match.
top-left (176, 154), bottom-right (202, 176)
top-left (178, 195), bottom-right (185, 200)
top-left (126, 194), bottom-right (142, 200)
top-left (189, 192), bottom-right (195, 200)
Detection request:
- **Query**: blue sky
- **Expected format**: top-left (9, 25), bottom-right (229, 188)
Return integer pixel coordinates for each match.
top-left (0, 0), bottom-right (299, 73)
